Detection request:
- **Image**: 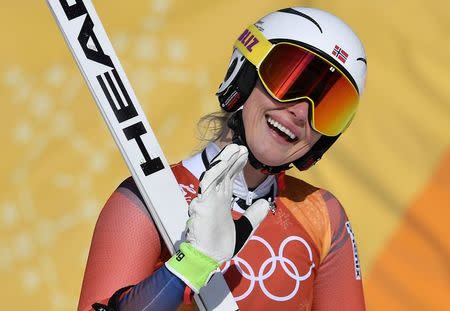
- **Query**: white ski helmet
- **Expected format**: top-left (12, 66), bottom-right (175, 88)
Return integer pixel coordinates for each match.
top-left (217, 7), bottom-right (367, 172)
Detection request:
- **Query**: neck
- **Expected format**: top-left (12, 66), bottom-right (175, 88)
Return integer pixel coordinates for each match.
top-left (242, 162), bottom-right (268, 189)
top-left (215, 129), bottom-right (268, 189)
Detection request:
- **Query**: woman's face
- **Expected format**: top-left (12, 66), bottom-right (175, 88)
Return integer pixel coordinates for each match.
top-left (242, 81), bottom-right (322, 167)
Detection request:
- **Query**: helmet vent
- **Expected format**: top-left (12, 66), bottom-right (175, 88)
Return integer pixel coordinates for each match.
top-left (357, 57), bottom-right (367, 65)
top-left (277, 8), bottom-right (323, 33)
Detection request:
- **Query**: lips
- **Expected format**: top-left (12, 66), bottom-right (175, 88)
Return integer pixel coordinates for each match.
top-left (266, 116), bottom-right (298, 142)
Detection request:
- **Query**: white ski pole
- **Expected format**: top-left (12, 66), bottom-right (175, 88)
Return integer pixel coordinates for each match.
top-left (46, 1), bottom-right (238, 310)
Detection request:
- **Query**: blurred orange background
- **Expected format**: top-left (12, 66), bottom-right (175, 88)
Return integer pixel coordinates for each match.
top-left (1, 0), bottom-right (449, 310)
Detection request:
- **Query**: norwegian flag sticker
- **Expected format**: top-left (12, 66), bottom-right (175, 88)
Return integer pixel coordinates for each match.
top-left (332, 45), bottom-right (349, 63)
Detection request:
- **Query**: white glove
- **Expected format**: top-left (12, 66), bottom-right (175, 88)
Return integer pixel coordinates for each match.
top-left (166, 144), bottom-right (270, 293)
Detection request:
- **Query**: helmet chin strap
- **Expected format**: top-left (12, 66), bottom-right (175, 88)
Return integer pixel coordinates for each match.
top-left (227, 110), bottom-right (292, 175)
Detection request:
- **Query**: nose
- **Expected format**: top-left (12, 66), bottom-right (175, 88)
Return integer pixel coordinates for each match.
top-left (286, 100), bottom-right (310, 126)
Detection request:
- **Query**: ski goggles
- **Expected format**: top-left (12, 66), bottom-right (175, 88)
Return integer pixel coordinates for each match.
top-left (235, 25), bottom-right (359, 136)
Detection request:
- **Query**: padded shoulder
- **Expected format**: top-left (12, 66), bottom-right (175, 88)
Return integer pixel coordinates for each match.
top-left (281, 175), bottom-right (320, 201)
top-left (278, 175), bottom-right (332, 264)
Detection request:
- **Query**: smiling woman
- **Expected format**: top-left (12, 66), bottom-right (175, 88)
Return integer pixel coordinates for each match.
top-left (78, 7), bottom-right (368, 311)
top-left (241, 82), bottom-right (322, 169)
top-left (3, 0), bottom-right (448, 310)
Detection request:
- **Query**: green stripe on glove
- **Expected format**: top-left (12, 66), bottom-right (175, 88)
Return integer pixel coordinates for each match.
top-left (166, 242), bottom-right (220, 293)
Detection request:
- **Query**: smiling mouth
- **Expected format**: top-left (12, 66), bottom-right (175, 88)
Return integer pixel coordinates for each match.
top-left (266, 117), bottom-right (298, 142)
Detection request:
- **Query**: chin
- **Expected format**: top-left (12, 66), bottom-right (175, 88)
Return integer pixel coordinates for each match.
top-left (250, 142), bottom-right (312, 168)
top-left (251, 148), bottom-right (289, 167)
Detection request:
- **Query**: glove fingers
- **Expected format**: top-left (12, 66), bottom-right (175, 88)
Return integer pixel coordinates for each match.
top-left (226, 145), bottom-right (248, 184)
top-left (198, 144), bottom-right (241, 195)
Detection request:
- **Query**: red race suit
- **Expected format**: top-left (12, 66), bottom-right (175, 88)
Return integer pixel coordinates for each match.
top-left (78, 143), bottom-right (365, 310)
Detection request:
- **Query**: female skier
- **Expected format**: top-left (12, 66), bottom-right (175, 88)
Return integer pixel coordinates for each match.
top-left (78, 7), bottom-right (367, 311)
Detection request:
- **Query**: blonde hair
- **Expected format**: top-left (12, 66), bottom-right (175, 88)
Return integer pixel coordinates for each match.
top-left (196, 110), bottom-right (233, 145)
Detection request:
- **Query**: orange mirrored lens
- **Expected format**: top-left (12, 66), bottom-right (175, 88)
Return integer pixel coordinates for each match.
top-left (313, 77), bottom-right (358, 136)
top-left (259, 43), bottom-right (358, 136)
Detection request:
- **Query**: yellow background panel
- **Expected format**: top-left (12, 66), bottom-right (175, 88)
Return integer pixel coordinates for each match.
top-left (1, 0), bottom-right (449, 310)
top-left (365, 149), bottom-right (450, 310)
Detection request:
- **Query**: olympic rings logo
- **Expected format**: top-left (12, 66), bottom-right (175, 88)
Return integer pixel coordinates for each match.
top-left (222, 235), bottom-right (315, 302)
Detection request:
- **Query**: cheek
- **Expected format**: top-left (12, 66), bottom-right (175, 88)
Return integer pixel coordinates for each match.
top-left (242, 103), bottom-right (267, 142)
top-left (242, 102), bottom-right (259, 139)
top-left (242, 114), bottom-right (285, 165)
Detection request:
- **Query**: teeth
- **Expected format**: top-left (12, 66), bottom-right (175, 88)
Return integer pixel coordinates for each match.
top-left (267, 117), bottom-right (297, 140)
